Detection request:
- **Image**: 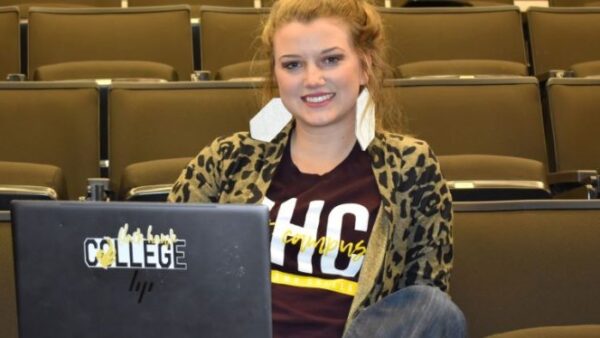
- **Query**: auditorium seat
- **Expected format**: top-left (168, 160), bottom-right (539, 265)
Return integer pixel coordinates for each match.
top-left (27, 5), bottom-right (194, 81)
top-left (0, 211), bottom-right (17, 338)
top-left (546, 78), bottom-right (600, 173)
top-left (452, 200), bottom-right (600, 337)
top-left (127, 0), bottom-right (254, 17)
top-left (438, 155), bottom-right (550, 201)
top-left (569, 60), bottom-right (600, 78)
top-left (527, 7), bottom-right (600, 78)
top-left (215, 59), bottom-right (269, 80)
top-left (108, 81), bottom-right (262, 199)
top-left (33, 60), bottom-right (179, 81)
top-left (368, 0), bottom-right (514, 7)
top-left (0, 0), bottom-right (121, 18)
top-left (0, 6), bottom-right (20, 80)
top-left (545, 78), bottom-right (600, 196)
top-left (387, 76), bottom-right (550, 200)
top-left (378, 6), bottom-right (528, 78)
top-left (487, 325), bottom-right (600, 338)
top-left (403, 0), bottom-right (515, 6)
top-left (0, 161), bottom-right (66, 210)
top-left (549, 0), bottom-right (600, 6)
top-left (0, 81), bottom-right (100, 199)
top-left (120, 157), bottom-right (191, 201)
top-left (389, 77), bottom-right (547, 162)
top-left (199, 6), bottom-right (270, 79)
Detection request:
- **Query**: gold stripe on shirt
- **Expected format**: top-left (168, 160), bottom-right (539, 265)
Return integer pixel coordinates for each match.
top-left (271, 270), bottom-right (358, 296)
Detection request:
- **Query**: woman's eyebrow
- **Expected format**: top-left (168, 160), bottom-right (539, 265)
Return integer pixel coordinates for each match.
top-left (320, 47), bottom-right (343, 55)
top-left (279, 47), bottom-right (344, 58)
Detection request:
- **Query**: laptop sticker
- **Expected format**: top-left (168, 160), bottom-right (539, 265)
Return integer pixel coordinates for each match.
top-left (83, 223), bottom-right (187, 270)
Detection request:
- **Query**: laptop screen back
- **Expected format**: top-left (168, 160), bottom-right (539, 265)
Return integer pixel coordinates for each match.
top-left (11, 200), bottom-right (272, 338)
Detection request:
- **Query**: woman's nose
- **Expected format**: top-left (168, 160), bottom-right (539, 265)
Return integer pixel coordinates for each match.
top-left (304, 64), bottom-right (325, 87)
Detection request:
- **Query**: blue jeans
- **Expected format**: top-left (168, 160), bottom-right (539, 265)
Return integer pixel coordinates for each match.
top-left (344, 285), bottom-right (467, 338)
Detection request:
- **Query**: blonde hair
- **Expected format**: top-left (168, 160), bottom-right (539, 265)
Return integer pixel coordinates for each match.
top-left (258, 0), bottom-right (401, 132)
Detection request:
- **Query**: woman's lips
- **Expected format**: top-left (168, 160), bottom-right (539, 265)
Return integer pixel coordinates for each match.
top-left (301, 93), bottom-right (336, 107)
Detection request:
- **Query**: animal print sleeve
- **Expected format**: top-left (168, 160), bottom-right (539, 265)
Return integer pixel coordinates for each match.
top-left (167, 137), bottom-right (224, 204)
top-left (404, 142), bottom-right (453, 292)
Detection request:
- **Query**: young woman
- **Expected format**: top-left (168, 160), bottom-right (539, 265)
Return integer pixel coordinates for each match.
top-left (169, 0), bottom-right (465, 337)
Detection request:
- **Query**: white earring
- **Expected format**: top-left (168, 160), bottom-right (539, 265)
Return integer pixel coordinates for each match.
top-left (355, 88), bottom-right (375, 150)
top-left (249, 98), bottom-right (293, 142)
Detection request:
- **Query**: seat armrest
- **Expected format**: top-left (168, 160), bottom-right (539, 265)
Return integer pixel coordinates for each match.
top-left (548, 170), bottom-right (599, 199)
top-left (191, 70), bottom-right (212, 81)
top-left (5, 73), bottom-right (26, 81)
top-left (536, 69), bottom-right (575, 84)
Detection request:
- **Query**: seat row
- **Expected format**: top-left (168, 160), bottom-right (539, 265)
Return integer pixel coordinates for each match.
top-left (1, 5), bottom-right (600, 82)
top-left (0, 76), bottom-right (598, 204)
top-left (0, 0), bottom-right (522, 18)
top-left (2, 198), bottom-right (600, 338)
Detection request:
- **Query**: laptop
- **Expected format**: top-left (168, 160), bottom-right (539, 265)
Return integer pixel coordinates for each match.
top-left (11, 200), bottom-right (272, 338)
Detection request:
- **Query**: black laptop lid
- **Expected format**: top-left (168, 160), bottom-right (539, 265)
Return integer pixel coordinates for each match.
top-left (11, 200), bottom-right (272, 338)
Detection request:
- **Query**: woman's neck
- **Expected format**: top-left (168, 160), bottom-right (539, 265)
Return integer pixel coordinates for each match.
top-left (290, 122), bottom-right (357, 175)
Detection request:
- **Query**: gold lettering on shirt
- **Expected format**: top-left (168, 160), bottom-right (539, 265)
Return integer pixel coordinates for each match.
top-left (282, 230), bottom-right (366, 261)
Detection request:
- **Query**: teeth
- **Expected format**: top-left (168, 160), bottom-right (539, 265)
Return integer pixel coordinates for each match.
top-left (305, 94), bottom-right (333, 103)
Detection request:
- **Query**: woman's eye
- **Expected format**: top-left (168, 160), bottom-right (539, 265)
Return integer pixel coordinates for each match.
top-left (282, 61), bottom-right (301, 70)
top-left (323, 55), bottom-right (343, 65)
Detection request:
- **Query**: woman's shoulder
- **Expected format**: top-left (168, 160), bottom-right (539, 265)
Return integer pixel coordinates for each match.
top-left (374, 130), bottom-right (435, 158)
top-left (204, 131), bottom-right (270, 160)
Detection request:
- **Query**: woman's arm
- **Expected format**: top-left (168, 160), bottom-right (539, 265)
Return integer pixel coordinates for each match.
top-left (402, 143), bottom-right (453, 292)
top-left (167, 138), bottom-right (225, 204)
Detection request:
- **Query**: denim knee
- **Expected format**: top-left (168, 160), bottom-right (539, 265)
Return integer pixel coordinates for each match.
top-left (344, 285), bottom-right (467, 338)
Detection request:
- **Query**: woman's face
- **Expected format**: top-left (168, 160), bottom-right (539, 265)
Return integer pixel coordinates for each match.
top-left (273, 17), bottom-right (368, 134)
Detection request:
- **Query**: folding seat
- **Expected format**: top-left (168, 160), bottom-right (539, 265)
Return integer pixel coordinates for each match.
top-left (127, 0), bottom-right (254, 17)
top-left (488, 325), bottom-right (600, 338)
top-left (108, 81), bottom-right (262, 200)
top-left (438, 155), bottom-right (549, 200)
top-left (386, 76), bottom-right (551, 200)
top-left (0, 211), bottom-right (17, 338)
top-left (199, 6), bottom-right (270, 79)
top-left (0, 161), bottom-right (66, 210)
top-left (0, 0), bottom-right (121, 18)
top-left (27, 6), bottom-right (193, 81)
top-left (528, 7), bottom-right (600, 78)
top-left (119, 157), bottom-right (191, 201)
top-left (403, 0), bottom-right (514, 6)
top-left (378, 6), bottom-right (528, 78)
top-left (545, 78), bottom-right (600, 197)
top-left (452, 200), bottom-right (600, 337)
top-left (0, 6), bottom-right (19, 80)
top-left (549, 0), bottom-right (600, 6)
top-left (0, 81), bottom-right (100, 200)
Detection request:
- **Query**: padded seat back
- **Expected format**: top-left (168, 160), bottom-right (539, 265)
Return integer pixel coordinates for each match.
top-left (0, 82), bottom-right (100, 199)
top-left (528, 7), bottom-right (600, 76)
top-left (128, 0), bottom-right (254, 17)
top-left (546, 78), bottom-right (600, 172)
top-left (387, 77), bottom-right (548, 166)
top-left (453, 200), bottom-right (600, 337)
top-left (379, 6), bottom-right (527, 75)
top-left (108, 81), bottom-right (262, 195)
top-left (0, 0), bottom-right (121, 18)
top-left (549, 0), bottom-right (600, 6)
top-left (27, 6), bottom-right (193, 80)
top-left (0, 212), bottom-right (17, 338)
top-left (0, 6), bottom-right (20, 79)
top-left (199, 6), bottom-right (270, 77)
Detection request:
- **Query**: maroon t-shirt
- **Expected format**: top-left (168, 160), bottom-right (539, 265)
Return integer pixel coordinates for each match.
top-left (265, 141), bottom-right (381, 338)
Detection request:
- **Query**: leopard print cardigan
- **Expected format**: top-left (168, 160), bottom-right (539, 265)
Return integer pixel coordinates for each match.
top-left (168, 122), bottom-right (453, 331)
